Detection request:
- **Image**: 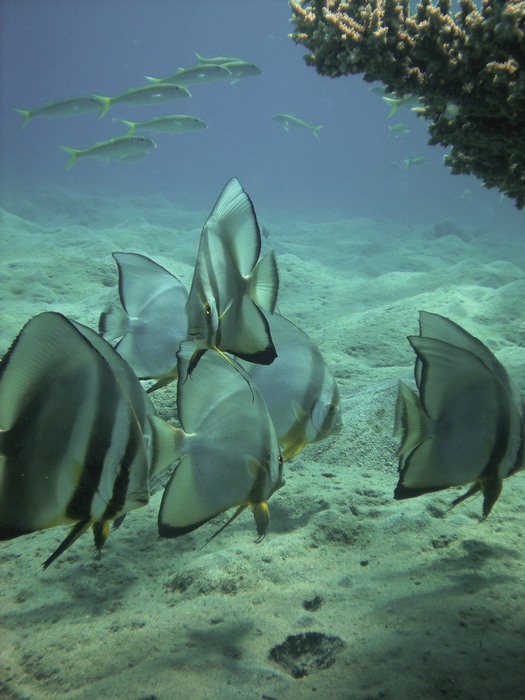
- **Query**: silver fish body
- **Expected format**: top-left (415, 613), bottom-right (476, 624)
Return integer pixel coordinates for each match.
top-left (108, 83), bottom-right (191, 106)
top-left (120, 114), bottom-right (208, 136)
top-left (394, 311), bottom-right (525, 518)
top-left (220, 61), bottom-right (262, 80)
top-left (185, 177), bottom-right (279, 369)
top-left (271, 114), bottom-right (323, 139)
top-left (15, 95), bottom-right (111, 128)
top-left (146, 64), bottom-right (230, 86)
top-left (240, 313), bottom-right (342, 461)
top-left (60, 135), bottom-right (157, 170)
top-left (158, 341), bottom-right (283, 541)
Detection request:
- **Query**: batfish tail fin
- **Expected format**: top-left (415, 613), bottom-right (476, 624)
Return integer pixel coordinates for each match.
top-left (99, 302), bottom-right (129, 342)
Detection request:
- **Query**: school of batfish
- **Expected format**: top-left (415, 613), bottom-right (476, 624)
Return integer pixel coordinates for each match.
top-left (1, 172), bottom-right (523, 570)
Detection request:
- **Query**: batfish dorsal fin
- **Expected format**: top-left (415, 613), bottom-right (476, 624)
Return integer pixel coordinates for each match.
top-left (205, 177), bottom-right (260, 274)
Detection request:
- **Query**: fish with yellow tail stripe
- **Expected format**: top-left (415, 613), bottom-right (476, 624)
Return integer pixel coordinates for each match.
top-left (240, 313), bottom-right (342, 462)
top-left (60, 135), bottom-right (157, 170)
top-left (99, 252), bottom-right (188, 389)
top-left (0, 312), bottom-right (177, 568)
top-left (158, 341), bottom-right (284, 542)
top-left (185, 177), bottom-right (279, 373)
top-left (394, 311), bottom-right (525, 518)
top-left (14, 95), bottom-right (111, 128)
top-left (271, 114), bottom-right (323, 139)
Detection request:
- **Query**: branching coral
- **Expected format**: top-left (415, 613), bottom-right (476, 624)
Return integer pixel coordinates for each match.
top-left (290, 0), bottom-right (525, 208)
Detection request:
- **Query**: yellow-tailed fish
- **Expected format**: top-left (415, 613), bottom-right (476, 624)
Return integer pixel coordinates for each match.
top-left (0, 312), bottom-right (176, 568)
top-left (394, 311), bottom-right (525, 518)
top-left (382, 94), bottom-right (421, 118)
top-left (271, 114), bottom-right (323, 139)
top-left (14, 95), bottom-right (111, 128)
top-left (388, 123), bottom-right (410, 138)
top-left (146, 64), bottom-right (230, 86)
top-left (158, 341), bottom-right (284, 542)
top-left (120, 115), bottom-right (208, 136)
top-left (401, 156), bottom-right (428, 171)
top-left (100, 83), bottom-right (191, 108)
top-left (240, 313), bottom-right (342, 461)
top-left (99, 252), bottom-right (188, 388)
top-left (60, 135), bottom-right (156, 170)
top-left (185, 177), bottom-right (279, 373)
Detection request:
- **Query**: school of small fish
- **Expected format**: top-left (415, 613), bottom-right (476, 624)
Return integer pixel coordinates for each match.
top-left (15, 54), bottom-right (430, 172)
top-left (14, 52), bottom-right (326, 169)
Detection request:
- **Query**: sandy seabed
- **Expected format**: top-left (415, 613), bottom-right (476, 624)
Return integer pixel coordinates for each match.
top-left (1, 187), bottom-right (525, 700)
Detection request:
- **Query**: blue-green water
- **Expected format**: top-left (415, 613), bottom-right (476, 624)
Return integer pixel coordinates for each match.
top-left (2, 0), bottom-right (523, 231)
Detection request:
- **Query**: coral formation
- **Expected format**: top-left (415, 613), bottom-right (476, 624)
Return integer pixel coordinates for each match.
top-left (290, 0), bottom-right (525, 208)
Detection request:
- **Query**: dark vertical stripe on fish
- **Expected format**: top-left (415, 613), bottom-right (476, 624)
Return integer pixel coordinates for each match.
top-left (101, 420), bottom-right (144, 520)
top-left (66, 370), bottom-right (123, 521)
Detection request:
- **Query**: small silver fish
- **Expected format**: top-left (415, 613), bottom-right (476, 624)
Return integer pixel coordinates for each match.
top-left (14, 95), bottom-right (111, 128)
top-left (146, 64), bottom-right (231, 86)
top-left (394, 311), bottom-right (525, 518)
top-left (401, 156), bottom-right (428, 171)
top-left (388, 123), bottom-right (410, 138)
top-left (0, 312), bottom-right (176, 568)
top-left (99, 252), bottom-right (188, 388)
top-left (240, 313), bottom-right (343, 461)
top-left (103, 83), bottom-right (191, 107)
top-left (185, 177), bottom-right (279, 372)
top-left (271, 114), bottom-right (323, 139)
top-left (60, 135), bottom-right (157, 170)
top-left (120, 114), bottom-right (208, 136)
top-left (158, 341), bottom-right (284, 542)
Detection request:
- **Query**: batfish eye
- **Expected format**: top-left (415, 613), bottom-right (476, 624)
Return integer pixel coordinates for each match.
top-left (205, 303), bottom-right (212, 317)
top-left (328, 403), bottom-right (336, 414)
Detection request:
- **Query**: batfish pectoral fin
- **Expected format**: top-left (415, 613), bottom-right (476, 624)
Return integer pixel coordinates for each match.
top-left (42, 519), bottom-right (93, 570)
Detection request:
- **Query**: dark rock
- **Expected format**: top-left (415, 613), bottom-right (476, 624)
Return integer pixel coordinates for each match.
top-left (268, 631), bottom-right (345, 678)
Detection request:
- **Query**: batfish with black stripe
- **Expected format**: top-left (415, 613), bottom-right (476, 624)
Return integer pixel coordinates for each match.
top-left (0, 312), bottom-right (178, 568)
top-left (185, 177), bottom-right (279, 373)
top-left (393, 311), bottom-right (525, 518)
